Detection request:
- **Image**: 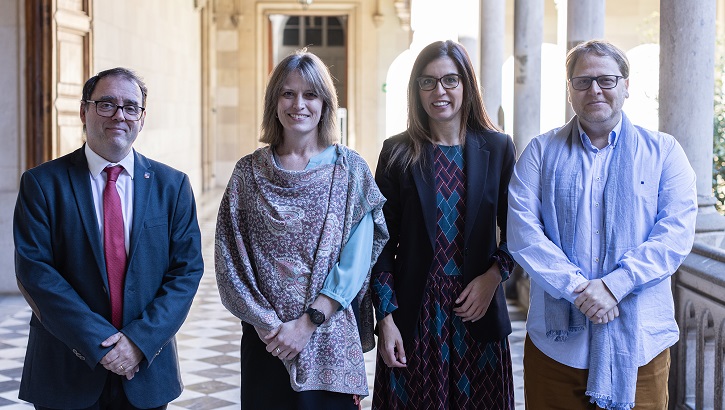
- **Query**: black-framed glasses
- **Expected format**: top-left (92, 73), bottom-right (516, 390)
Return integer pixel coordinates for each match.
top-left (416, 74), bottom-right (461, 91)
top-left (84, 100), bottom-right (145, 120)
top-left (569, 75), bottom-right (624, 91)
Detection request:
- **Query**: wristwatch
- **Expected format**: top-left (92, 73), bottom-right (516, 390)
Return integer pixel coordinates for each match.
top-left (305, 307), bottom-right (326, 326)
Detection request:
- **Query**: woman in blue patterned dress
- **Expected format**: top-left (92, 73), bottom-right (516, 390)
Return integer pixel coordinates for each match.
top-left (372, 40), bottom-right (515, 409)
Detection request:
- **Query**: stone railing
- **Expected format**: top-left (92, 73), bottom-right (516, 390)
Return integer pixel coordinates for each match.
top-left (671, 241), bottom-right (725, 410)
top-left (510, 241), bottom-right (725, 409)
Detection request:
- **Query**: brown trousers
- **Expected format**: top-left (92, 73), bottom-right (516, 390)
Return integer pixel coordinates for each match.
top-left (523, 334), bottom-right (670, 410)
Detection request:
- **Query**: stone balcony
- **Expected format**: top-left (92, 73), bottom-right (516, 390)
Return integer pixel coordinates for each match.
top-left (672, 242), bottom-right (725, 409)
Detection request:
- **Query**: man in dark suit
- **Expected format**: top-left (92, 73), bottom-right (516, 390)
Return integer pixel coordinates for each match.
top-left (13, 67), bottom-right (204, 409)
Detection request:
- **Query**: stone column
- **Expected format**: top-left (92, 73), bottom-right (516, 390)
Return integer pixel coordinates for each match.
top-left (479, 0), bottom-right (506, 129)
top-left (513, 0), bottom-right (543, 153)
top-left (564, 0), bottom-right (605, 120)
top-left (659, 0), bottom-right (725, 245)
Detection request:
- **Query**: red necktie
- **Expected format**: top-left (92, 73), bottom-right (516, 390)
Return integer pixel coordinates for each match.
top-left (103, 166), bottom-right (127, 329)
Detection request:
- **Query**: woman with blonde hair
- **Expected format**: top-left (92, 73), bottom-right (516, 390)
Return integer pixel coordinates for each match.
top-left (216, 50), bottom-right (388, 409)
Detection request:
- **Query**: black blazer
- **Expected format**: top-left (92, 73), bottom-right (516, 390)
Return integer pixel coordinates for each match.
top-left (373, 129), bottom-right (515, 347)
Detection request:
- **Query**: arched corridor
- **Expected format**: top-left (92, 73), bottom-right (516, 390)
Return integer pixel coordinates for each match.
top-left (2, 1), bottom-right (725, 407)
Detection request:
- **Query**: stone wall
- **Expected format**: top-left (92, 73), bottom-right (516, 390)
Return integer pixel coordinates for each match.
top-left (92, 1), bottom-right (204, 192)
top-left (0, 0), bottom-right (23, 293)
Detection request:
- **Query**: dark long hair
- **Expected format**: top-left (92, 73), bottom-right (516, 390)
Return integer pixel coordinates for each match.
top-left (388, 40), bottom-right (498, 171)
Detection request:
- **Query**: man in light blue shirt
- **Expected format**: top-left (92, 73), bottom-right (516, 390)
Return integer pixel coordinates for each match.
top-left (507, 40), bottom-right (697, 410)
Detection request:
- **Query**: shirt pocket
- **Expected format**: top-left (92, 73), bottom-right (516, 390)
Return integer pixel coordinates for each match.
top-left (633, 178), bottom-right (659, 211)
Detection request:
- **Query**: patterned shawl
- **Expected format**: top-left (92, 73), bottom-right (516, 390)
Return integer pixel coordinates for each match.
top-left (215, 144), bottom-right (388, 396)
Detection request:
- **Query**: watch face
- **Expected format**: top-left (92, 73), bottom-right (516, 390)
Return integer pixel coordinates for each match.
top-left (307, 308), bottom-right (325, 325)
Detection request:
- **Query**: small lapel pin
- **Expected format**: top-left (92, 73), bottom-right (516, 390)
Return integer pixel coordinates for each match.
top-left (144, 172), bottom-right (150, 179)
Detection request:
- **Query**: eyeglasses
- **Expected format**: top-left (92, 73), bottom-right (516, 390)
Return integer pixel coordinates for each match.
top-left (416, 74), bottom-right (461, 91)
top-left (84, 100), bottom-right (145, 121)
top-left (569, 75), bottom-right (624, 91)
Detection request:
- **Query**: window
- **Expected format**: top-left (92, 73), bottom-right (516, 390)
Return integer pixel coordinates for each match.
top-left (282, 16), bottom-right (300, 45)
top-left (327, 17), bottom-right (344, 46)
top-left (282, 16), bottom-right (345, 47)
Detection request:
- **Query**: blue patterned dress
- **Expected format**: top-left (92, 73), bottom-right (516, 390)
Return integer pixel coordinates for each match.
top-left (372, 145), bottom-right (514, 409)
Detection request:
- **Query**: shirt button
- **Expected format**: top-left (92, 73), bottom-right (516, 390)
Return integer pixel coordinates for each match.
top-left (595, 257), bottom-right (600, 262)
top-left (595, 230), bottom-right (600, 234)
top-left (595, 202), bottom-right (599, 207)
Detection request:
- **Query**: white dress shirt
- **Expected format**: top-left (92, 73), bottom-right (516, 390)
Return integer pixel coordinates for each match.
top-left (85, 144), bottom-right (134, 255)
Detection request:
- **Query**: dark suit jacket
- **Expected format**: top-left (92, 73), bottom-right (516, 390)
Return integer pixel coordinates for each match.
top-left (373, 129), bottom-right (515, 348)
top-left (14, 146), bottom-right (204, 408)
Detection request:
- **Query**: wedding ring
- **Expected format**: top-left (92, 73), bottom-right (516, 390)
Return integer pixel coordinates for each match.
top-left (275, 347), bottom-right (281, 354)
top-left (119, 364), bottom-right (125, 371)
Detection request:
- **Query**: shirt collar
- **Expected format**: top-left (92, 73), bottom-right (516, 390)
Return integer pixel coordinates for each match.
top-left (576, 116), bottom-right (623, 152)
top-left (84, 144), bottom-right (135, 179)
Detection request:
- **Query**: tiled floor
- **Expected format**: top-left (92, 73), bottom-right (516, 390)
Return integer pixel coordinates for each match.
top-left (0, 190), bottom-right (526, 409)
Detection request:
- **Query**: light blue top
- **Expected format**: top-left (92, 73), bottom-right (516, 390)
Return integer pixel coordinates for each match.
top-left (507, 117), bottom-right (697, 369)
top-left (274, 145), bottom-right (374, 309)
